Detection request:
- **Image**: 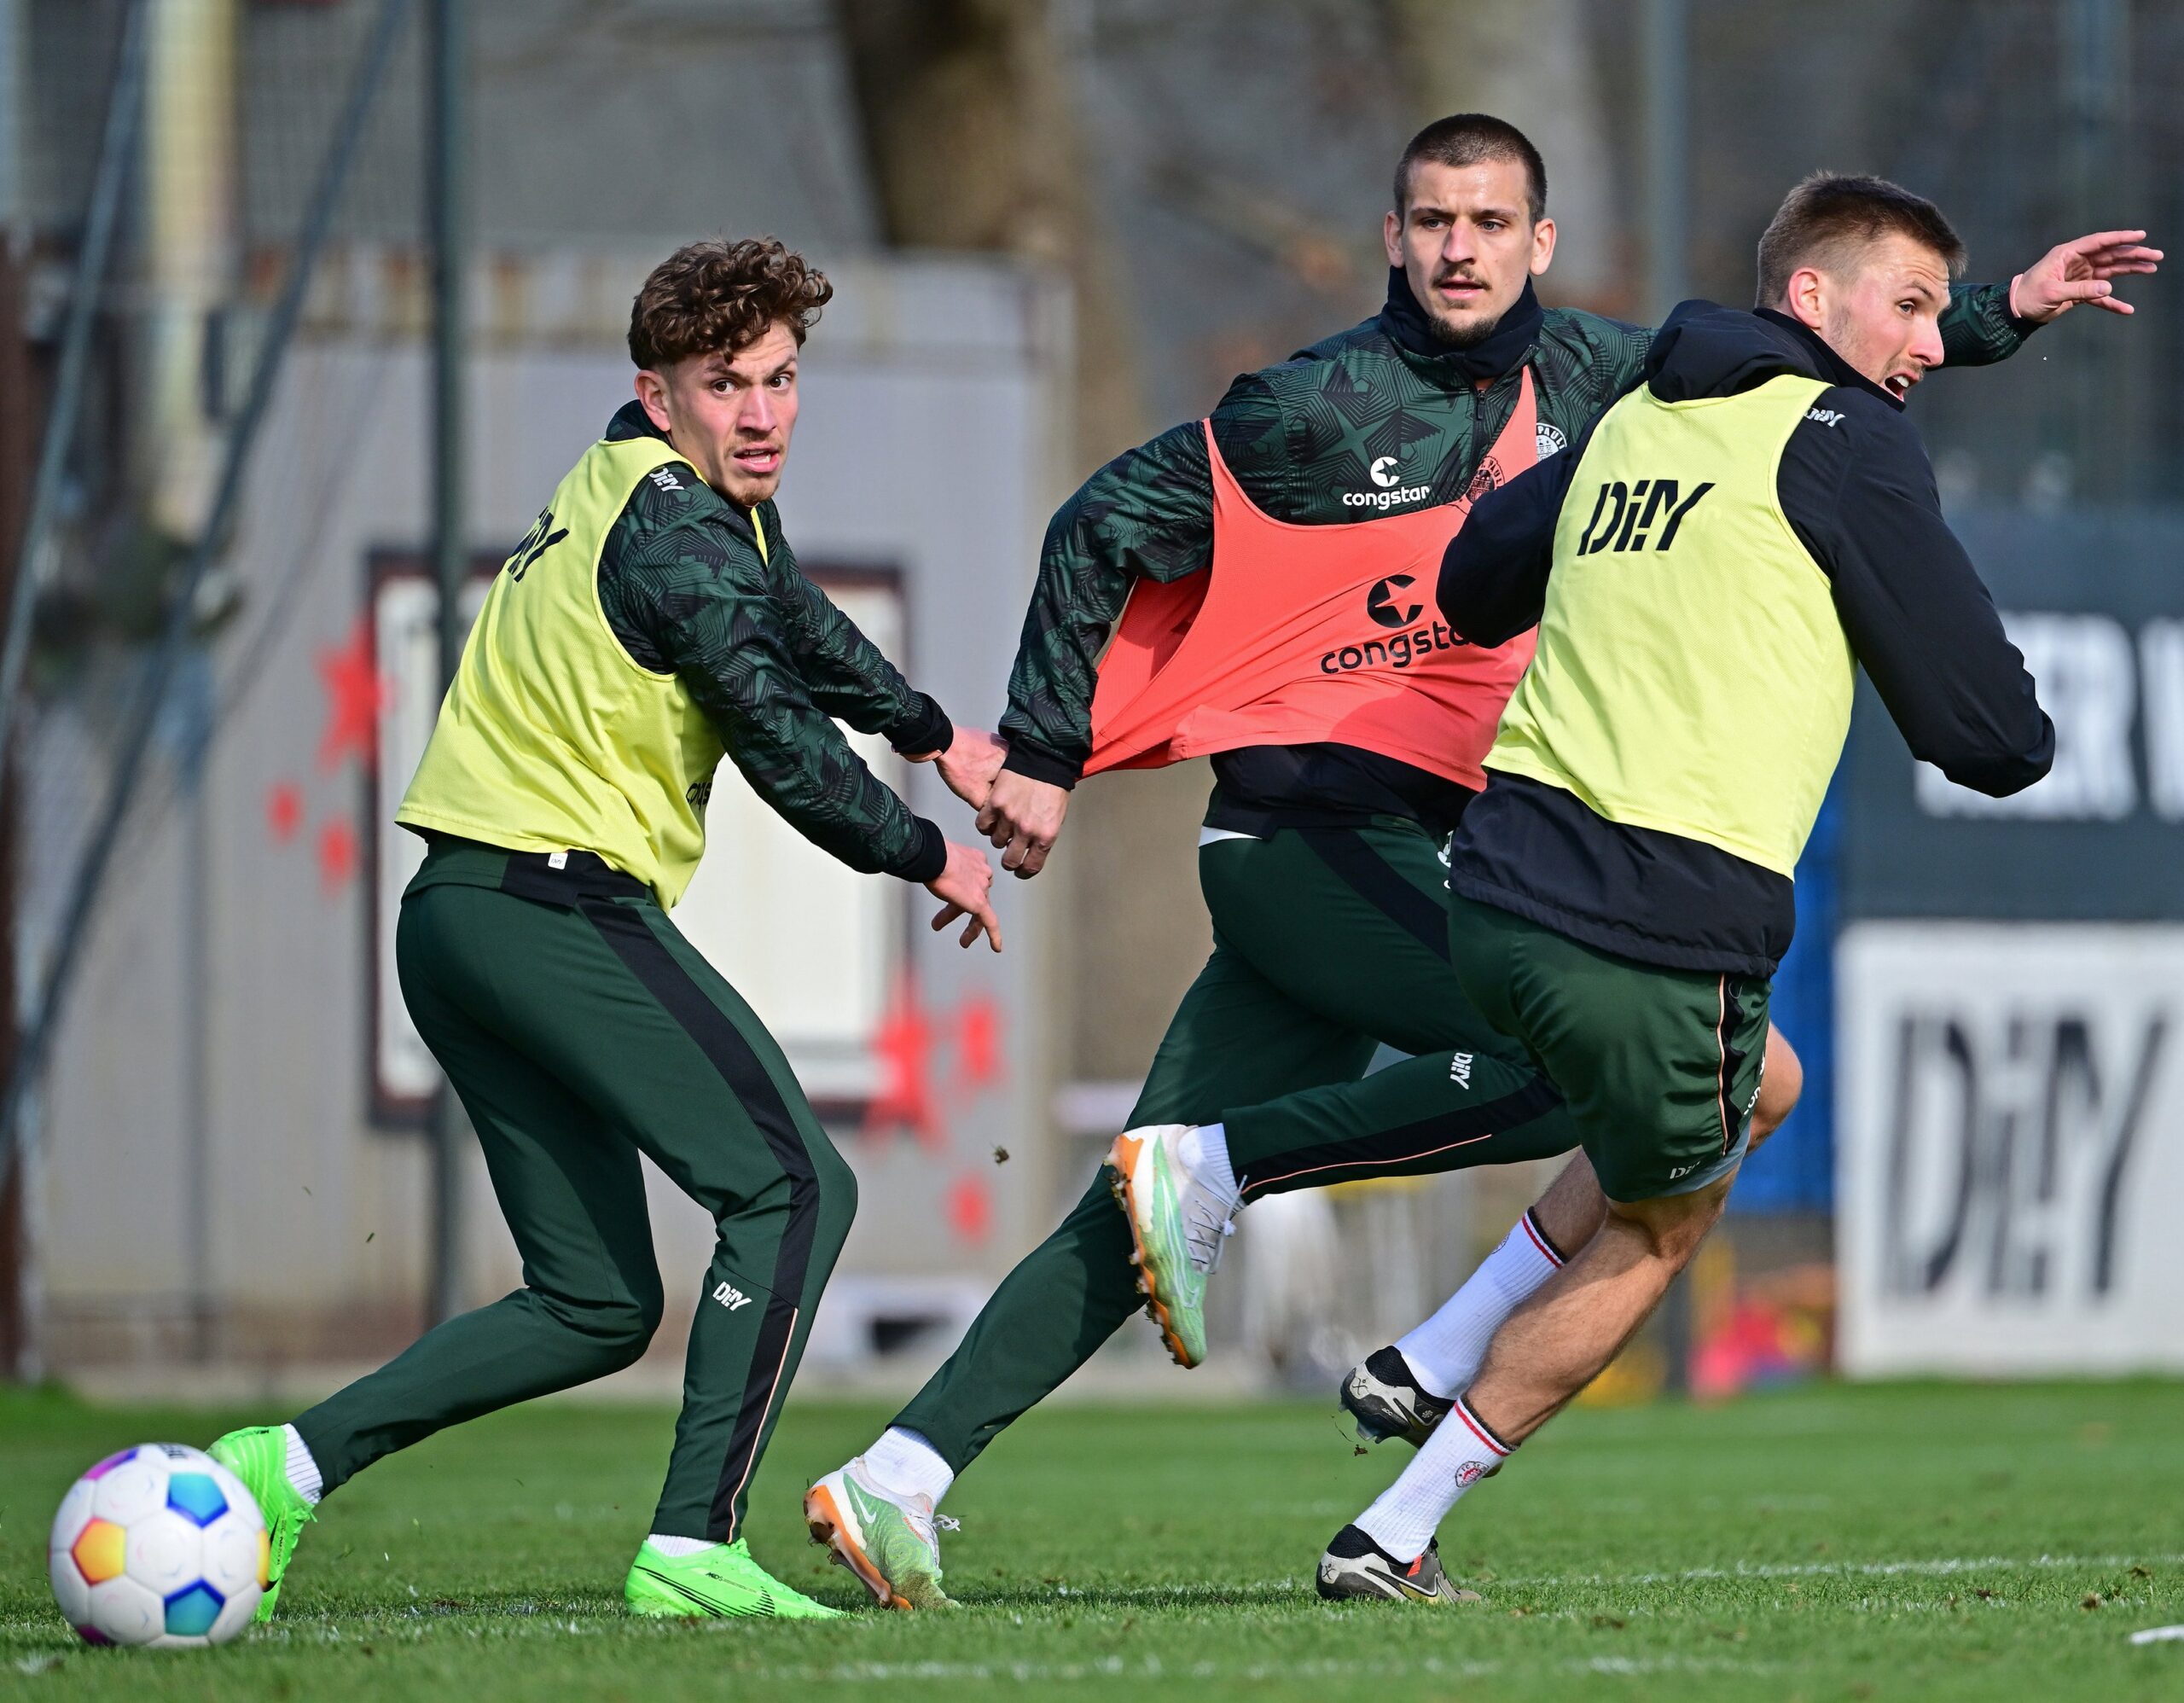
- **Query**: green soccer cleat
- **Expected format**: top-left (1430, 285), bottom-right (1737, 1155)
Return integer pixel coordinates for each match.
top-left (624, 1538), bottom-right (843, 1620)
top-left (1107, 1123), bottom-right (1239, 1369)
top-left (207, 1426), bottom-right (316, 1623)
top-left (804, 1459), bottom-right (955, 1610)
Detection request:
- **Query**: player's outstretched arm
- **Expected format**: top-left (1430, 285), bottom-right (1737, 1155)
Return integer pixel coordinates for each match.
top-left (994, 413), bottom-right (1221, 875)
top-left (758, 509), bottom-right (965, 748)
top-left (2007, 228), bottom-right (2162, 323)
top-left (1784, 393), bottom-right (2053, 797)
top-left (697, 625), bottom-right (952, 886)
top-left (618, 517), bottom-right (1004, 946)
top-left (754, 509), bottom-right (1014, 815)
top-left (1935, 228), bottom-right (2161, 368)
top-left (998, 421), bottom-right (1216, 782)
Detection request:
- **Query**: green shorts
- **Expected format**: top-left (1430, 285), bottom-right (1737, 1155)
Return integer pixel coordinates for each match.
top-left (1445, 891), bottom-right (1768, 1203)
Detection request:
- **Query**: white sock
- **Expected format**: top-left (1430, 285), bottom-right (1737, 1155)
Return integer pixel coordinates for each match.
top-left (1393, 1208), bottom-right (1564, 1399)
top-left (281, 1424), bottom-right (323, 1506)
top-left (1354, 1397), bottom-right (1514, 1561)
top-left (646, 1533), bottom-right (717, 1557)
top-left (863, 1427), bottom-right (954, 1507)
top-left (1178, 1122), bottom-right (1239, 1203)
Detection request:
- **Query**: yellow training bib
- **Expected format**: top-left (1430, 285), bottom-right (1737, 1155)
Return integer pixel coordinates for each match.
top-left (1486, 374), bottom-right (1854, 878)
top-left (397, 435), bottom-right (749, 908)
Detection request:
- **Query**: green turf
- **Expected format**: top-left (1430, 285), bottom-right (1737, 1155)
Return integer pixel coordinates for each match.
top-left (3, 1380), bottom-right (2180, 1700)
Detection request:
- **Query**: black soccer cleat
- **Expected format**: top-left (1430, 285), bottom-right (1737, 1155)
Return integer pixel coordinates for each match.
top-left (1316, 1524), bottom-right (1480, 1604)
top-left (1341, 1346), bottom-right (1453, 1448)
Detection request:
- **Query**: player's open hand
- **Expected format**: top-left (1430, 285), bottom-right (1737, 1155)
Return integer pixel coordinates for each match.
top-left (976, 769), bottom-right (1069, 880)
top-left (2009, 230), bottom-right (2162, 323)
top-left (921, 726), bottom-right (1008, 811)
top-left (927, 840), bottom-right (1003, 952)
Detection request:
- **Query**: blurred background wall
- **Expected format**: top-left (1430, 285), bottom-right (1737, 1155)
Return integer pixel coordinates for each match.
top-left (1, 0), bottom-right (2177, 1402)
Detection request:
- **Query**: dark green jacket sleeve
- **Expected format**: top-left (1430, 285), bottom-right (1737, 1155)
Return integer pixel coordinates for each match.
top-left (599, 482), bottom-right (945, 883)
top-left (1937, 280), bottom-right (2037, 367)
top-left (1542, 308), bottom-right (1655, 422)
top-left (755, 503), bottom-right (953, 755)
top-left (998, 374), bottom-right (1291, 787)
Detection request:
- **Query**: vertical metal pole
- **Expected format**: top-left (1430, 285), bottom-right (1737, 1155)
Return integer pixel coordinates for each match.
top-left (179, 654), bottom-right (213, 1361)
top-left (1644, 0), bottom-right (1694, 1396)
top-left (1642, 0), bottom-right (1689, 323)
top-left (141, 0), bottom-right (240, 536)
top-left (0, 0), bottom-right (150, 801)
top-left (425, 0), bottom-right (468, 1327)
top-left (2065, 0), bottom-right (2127, 499)
top-left (0, 0), bottom-right (30, 1379)
top-left (0, 0), bottom-right (24, 237)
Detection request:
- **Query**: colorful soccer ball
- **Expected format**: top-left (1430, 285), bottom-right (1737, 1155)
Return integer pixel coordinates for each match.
top-left (48, 1444), bottom-right (268, 1648)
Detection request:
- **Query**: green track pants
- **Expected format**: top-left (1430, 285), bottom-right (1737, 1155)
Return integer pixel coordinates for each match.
top-left (893, 821), bottom-right (1578, 1472)
top-left (293, 844), bottom-right (857, 1541)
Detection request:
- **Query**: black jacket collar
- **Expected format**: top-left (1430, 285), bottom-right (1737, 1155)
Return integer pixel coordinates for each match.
top-left (1644, 299), bottom-right (1902, 411)
top-left (1753, 308), bottom-right (1902, 410)
top-left (601, 399), bottom-right (765, 532)
top-left (606, 398), bottom-right (669, 443)
top-left (1376, 268), bottom-right (1543, 385)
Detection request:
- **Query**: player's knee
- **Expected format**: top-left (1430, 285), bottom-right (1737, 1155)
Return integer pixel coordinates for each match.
top-left (540, 1287), bottom-right (660, 1372)
top-left (600, 1285), bottom-right (664, 1369)
top-left (1751, 1029), bottom-right (1805, 1150)
top-left (710, 1137), bottom-right (857, 1270)
top-left (808, 1139), bottom-right (859, 1249)
top-left (631, 1275), bottom-right (667, 1348)
top-left (812, 1138), bottom-right (857, 1211)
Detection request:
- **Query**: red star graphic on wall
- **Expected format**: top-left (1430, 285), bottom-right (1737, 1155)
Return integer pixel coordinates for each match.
top-left (317, 616), bottom-right (387, 773)
top-left (265, 781), bottom-right (303, 845)
top-left (318, 814), bottom-right (359, 892)
top-left (955, 994), bottom-right (1005, 1092)
top-left (944, 1174), bottom-right (992, 1245)
top-left (864, 979), bottom-right (943, 1146)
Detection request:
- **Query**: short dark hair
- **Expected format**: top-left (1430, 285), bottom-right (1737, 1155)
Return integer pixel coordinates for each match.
top-left (628, 237), bottom-right (833, 369)
top-left (1394, 114), bottom-right (1547, 224)
top-left (1755, 173), bottom-right (1966, 305)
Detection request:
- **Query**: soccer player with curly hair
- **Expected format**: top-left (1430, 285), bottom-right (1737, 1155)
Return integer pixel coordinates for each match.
top-left (208, 237), bottom-right (1005, 1622)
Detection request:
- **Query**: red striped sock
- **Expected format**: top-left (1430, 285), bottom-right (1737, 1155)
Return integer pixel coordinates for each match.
top-left (1393, 1207), bottom-right (1563, 1398)
top-left (1354, 1392), bottom-right (1516, 1561)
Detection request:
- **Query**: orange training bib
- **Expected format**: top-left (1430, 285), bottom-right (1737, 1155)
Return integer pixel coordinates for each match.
top-left (1084, 369), bottom-right (1542, 791)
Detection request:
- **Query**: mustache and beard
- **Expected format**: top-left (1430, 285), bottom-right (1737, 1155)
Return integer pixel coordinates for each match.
top-left (1423, 269), bottom-right (1507, 348)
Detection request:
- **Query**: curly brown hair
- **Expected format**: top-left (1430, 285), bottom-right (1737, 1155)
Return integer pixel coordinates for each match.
top-left (626, 237), bottom-right (834, 369)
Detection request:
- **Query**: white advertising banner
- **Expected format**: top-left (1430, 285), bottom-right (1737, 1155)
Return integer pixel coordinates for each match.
top-left (1837, 922), bottom-right (2184, 1375)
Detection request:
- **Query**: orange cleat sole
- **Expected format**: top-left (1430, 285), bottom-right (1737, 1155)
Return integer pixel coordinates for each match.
top-left (1105, 1133), bottom-right (1198, 1369)
top-left (803, 1484), bottom-right (910, 1611)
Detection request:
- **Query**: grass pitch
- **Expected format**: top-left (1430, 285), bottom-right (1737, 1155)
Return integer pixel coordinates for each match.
top-left (3, 1379), bottom-right (2180, 1700)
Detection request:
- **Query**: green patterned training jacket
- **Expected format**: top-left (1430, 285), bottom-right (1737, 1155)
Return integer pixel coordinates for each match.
top-left (590, 400), bottom-right (953, 883)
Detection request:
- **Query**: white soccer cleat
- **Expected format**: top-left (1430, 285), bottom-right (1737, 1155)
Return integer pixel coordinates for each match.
top-left (1107, 1123), bottom-right (1240, 1369)
top-left (804, 1457), bottom-right (955, 1611)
